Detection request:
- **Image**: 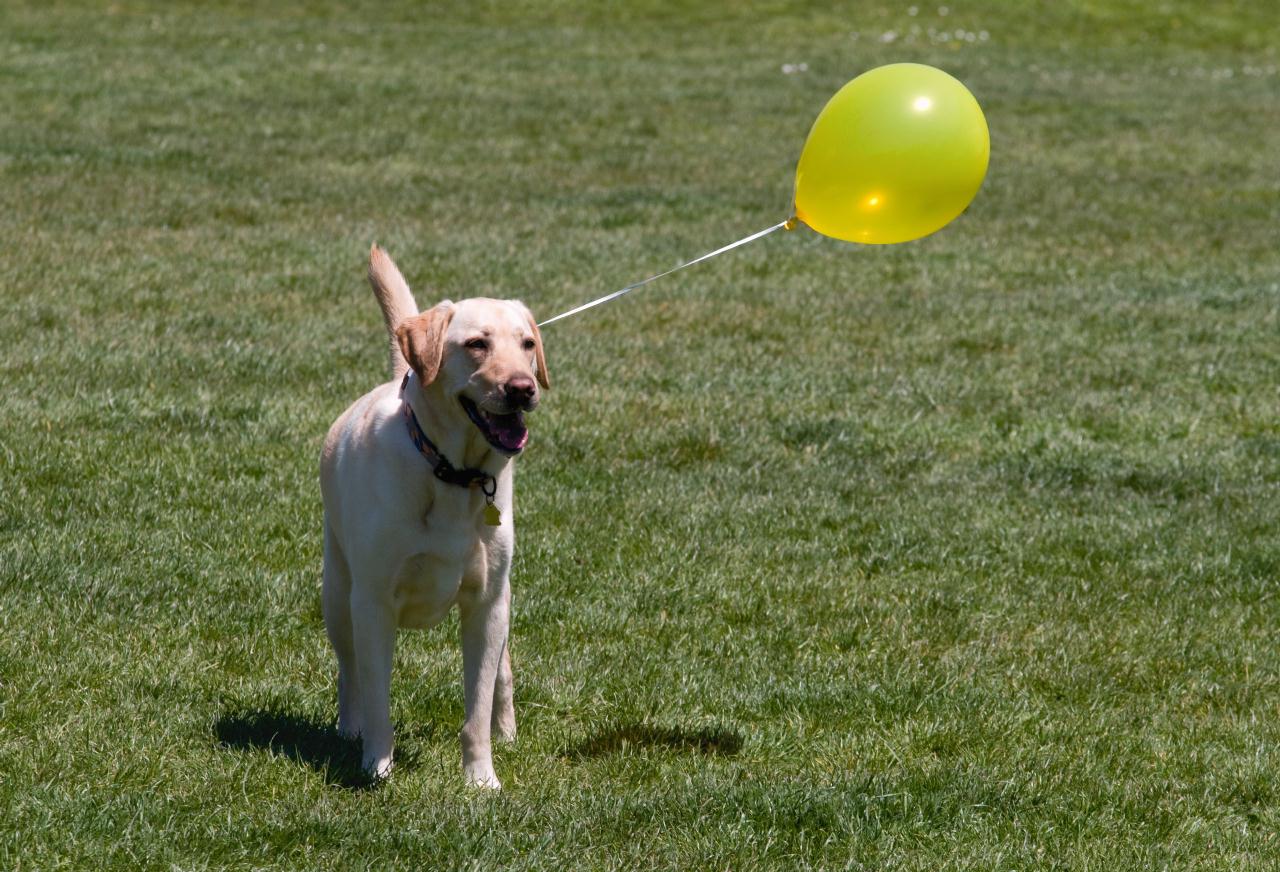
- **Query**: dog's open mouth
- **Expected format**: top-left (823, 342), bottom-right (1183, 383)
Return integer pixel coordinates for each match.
top-left (460, 397), bottom-right (529, 454)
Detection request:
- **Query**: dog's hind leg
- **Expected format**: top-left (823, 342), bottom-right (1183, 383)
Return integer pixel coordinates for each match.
top-left (321, 521), bottom-right (361, 739)
top-left (491, 588), bottom-right (516, 744)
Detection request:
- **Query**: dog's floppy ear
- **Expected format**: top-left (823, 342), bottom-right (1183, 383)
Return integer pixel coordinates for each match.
top-left (396, 301), bottom-right (455, 387)
top-left (523, 308), bottom-right (550, 390)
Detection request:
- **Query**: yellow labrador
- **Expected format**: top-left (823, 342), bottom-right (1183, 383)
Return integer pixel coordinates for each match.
top-left (319, 245), bottom-right (548, 787)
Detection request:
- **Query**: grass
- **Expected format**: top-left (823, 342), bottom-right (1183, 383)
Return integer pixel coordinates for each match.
top-left (1, 0), bottom-right (1278, 868)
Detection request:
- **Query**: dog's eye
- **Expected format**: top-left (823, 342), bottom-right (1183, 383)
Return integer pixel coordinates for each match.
top-left (465, 337), bottom-right (490, 351)
top-left (522, 339), bottom-right (536, 351)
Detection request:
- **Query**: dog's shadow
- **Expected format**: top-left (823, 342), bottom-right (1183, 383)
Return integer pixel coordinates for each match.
top-left (213, 706), bottom-right (418, 790)
top-left (214, 705), bottom-right (742, 786)
top-left (565, 722), bottom-right (744, 759)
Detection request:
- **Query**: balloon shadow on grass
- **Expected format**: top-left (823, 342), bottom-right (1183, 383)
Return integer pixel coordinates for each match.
top-left (213, 704), bottom-right (419, 791)
top-left (565, 722), bottom-right (743, 759)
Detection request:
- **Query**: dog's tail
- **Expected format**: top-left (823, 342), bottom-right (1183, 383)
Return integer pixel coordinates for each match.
top-left (368, 244), bottom-right (419, 382)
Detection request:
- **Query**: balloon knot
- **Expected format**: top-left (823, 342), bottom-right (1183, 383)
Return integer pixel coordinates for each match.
top-left (783, 216), bottom-right (799, 231)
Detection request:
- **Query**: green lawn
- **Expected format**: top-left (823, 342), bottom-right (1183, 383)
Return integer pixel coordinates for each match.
top-left (2, 1), bottom-right (1278, 868)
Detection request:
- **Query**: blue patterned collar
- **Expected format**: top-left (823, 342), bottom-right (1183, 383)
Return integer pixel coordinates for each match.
top-left (400, 372), bottom-right (497, 501)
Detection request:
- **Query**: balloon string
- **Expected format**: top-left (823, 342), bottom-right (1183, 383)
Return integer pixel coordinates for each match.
top-left (537, 218), bottom-right (794, 328)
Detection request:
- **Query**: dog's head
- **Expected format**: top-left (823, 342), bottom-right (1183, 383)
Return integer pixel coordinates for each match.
top-left (396, 298), bottom-right (549, 455)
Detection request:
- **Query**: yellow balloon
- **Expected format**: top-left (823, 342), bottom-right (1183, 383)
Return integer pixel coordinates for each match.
top-left (793, 63), bottom-right (990, 245)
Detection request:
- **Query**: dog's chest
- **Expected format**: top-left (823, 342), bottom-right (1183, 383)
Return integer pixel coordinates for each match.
top-left (391, 522), bottom-right (489, 630)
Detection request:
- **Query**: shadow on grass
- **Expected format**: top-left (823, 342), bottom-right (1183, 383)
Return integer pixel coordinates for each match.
top-left (213, 705), bottom-right (417, 790)
top-left (566, 722), bottom-right (743, 759)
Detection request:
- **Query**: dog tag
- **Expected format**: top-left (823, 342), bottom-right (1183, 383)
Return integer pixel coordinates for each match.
top-left (483, 503), bottom-right (502, 527)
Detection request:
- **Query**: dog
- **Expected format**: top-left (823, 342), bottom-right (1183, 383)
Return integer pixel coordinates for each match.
top-left (319, 245), bottom-right (548, 788)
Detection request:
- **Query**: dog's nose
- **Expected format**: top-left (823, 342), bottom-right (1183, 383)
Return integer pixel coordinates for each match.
top-left (504, 376), bottom-right (537, 407)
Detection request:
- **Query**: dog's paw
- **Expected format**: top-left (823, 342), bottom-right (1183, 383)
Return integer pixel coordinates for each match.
top-left (464, 761), bottom-right (502, 791)
top-left (363, 754), bottom-right (393, 780)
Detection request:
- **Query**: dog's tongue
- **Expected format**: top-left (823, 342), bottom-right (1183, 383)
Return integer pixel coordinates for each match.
top-left (488, 411), bottom-right (529, 453)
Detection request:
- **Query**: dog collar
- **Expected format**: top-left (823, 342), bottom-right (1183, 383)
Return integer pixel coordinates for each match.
top-left (400, 372), bottom-right (501, 525)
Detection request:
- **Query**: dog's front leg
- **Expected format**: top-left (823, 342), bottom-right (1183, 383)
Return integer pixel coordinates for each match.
top-left (351, 589), bottom-right (397, 779)
top-left (458, 583), bottom-right (509, 789)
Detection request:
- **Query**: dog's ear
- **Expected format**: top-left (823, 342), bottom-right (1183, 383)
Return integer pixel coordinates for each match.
top-left (523, 307), bottom-right (550, 390)
top-left (396, 302), bottom-right (455, 387)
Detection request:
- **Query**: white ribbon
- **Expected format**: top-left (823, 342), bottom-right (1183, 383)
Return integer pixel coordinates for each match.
top-left (538, 219), bottom-right (794, 327)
